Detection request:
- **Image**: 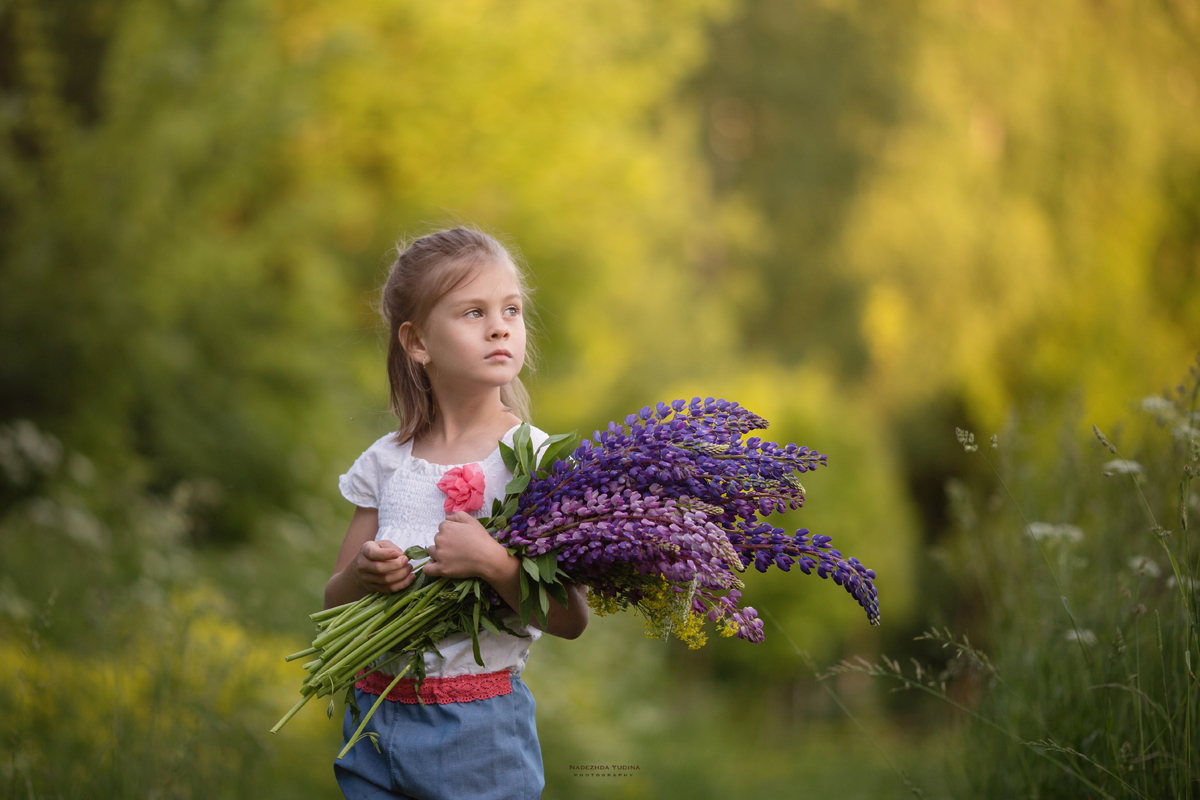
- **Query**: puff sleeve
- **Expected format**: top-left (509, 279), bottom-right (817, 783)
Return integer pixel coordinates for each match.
top-left (338, 433), bottom-right (402, 508)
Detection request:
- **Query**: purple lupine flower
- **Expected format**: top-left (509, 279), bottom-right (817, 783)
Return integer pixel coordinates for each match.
top-left (495, 398), bottom-right (880, 639)
top-left (729, 607), bottom-right (765, 643)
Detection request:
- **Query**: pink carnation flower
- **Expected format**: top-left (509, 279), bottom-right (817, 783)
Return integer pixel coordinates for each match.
top-left (436, 463), bottom-right (486, 514)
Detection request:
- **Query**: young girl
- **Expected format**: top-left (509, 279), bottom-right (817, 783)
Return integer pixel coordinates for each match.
top-left (325, 227), bottom-right (590, 800)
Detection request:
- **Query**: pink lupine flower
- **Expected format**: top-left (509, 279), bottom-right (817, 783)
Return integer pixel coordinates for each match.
top-left (437, 463), bottom-right (486, 514)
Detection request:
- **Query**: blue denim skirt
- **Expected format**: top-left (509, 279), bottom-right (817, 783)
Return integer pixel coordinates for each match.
top-left (334, 672), bottom-right (544, 800)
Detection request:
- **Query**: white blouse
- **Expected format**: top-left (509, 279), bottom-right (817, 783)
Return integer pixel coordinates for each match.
top-left (338, 423), bottom-right (550, 679)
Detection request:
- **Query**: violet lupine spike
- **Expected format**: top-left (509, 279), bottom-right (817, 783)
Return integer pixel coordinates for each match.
top-left (494, 398), bottom-right (880, 639)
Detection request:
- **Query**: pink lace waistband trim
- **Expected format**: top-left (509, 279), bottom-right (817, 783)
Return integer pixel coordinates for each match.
top-left (355, 668), bottom-right (514, 705)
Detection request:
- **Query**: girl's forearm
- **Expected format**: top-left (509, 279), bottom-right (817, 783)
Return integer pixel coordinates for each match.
top-left (325, 563), bottom-right (371, 610)
top-left (481, 551), bottom-right (589, 639)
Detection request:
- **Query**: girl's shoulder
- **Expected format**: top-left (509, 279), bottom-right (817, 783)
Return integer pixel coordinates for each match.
top-left (338, 432), bottom-right (408, 509)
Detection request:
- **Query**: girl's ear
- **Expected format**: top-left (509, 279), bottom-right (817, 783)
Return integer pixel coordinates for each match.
top-left (398, 321), bottom-right (428, 364)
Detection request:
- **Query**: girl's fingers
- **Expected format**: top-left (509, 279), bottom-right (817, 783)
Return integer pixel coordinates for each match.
top-left (364, 542), bottom-right (404, 561)
top-left (362, 554), bottom-right (408, 574)
top-left (365, 568), bottom-right (410, 591)
top-left (389, 574), bottom-right (415, 592)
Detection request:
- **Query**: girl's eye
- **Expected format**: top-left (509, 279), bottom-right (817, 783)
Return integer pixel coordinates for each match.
top-left (464, 306), bottom-right (519, 318)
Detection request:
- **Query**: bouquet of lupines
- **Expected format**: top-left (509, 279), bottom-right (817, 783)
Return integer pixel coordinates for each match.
top-left (273, 398), bottom-right (880, 755)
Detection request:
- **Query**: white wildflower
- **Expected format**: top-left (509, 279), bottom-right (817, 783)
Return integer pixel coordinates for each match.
top-left (1172, 425), bottom-right (1200, 442)
top-left (1065, 629), bottom-right (1097, 646)
top-left (1128, 555), bottom-right (1162, 579)
top-left (62, 506), bottom-right (109, 550)
top-left (1167, 575), bottom-right (1198, 591)
top-left (1024, 522), bottom-right (1084, 543)
top-left (1140, 396), bottom-right (1176, 416)
top-left (1103, 460), bottom-right (1143, 475)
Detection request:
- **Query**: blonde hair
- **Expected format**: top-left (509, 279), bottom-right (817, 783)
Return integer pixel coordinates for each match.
top-left (379, 226), bottom-right (539, 444)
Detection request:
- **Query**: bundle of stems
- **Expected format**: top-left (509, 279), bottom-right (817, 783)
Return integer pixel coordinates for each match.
top-left (271, 566), bottom-right (534, 758)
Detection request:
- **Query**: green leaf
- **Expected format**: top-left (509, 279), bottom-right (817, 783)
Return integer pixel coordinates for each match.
top-left (473, 580), bottom-right (481, 600)
top-left (489, 613), bottom-right (532, 638)
top-left (498, 441), bottom-right (519, 473)
top-left (479, 615), bottom-right (501, 636)
top-left (471, 602), bottom-right (483, 666)
top-left (518, 566), bottom-right (529, 603)
top-left (519, 583), bottom-right (535, 628)
top-left (536, 551), bottom-right (559, 583)
top-left (521, 557), bottom-right (540, 582)
top-left (513, 424), bottom-right (532, 472)
top-left (547, 581), bottom-right (570, 610)
top-left (502, 497), bottom-right (519, 518)
top-left (504, 473), bottom-right (531, 495)
top-left (535, 431), bottom-right (578, 471)
top-left (345, 685), bottom-right (360, 725)
top-left (538, 582), bottom-right (550, 617)
top-left (405, 545), bottom-right (429, 560)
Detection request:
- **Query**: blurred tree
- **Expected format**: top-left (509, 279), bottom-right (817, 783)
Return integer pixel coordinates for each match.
top-left (838, 0), bottom-right (1200, 430)
top-left (0, 0), bottom-right (357, 543)
top-left (686, 0), bottom-right (912, 378)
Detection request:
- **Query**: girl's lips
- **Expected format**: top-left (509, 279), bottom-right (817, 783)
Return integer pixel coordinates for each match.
top-left (486, 350), bottom-right (512, 360)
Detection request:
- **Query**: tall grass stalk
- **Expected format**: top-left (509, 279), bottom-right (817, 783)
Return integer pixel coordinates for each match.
top-left (833, 362), bottom-right (1200, 799)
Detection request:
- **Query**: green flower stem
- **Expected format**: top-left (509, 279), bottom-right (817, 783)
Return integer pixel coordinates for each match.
top-left (313, 593), bottom-right (377, 628)
top-left (270, 692), bottom-right (315, 734)
top-left (336, 662), bottom-right (414, 761)
top-left (325, 603), bottom-right (451, 685)
top-left (312, 582), bottom-right (449, 686)
top-left (346, 650), bottom-right (407, 685)
top-left (315, 597), bottom-right (386, 641)
top-left (284, 646), bottom-right (319, 662)
top-left (315, 591), bottom-right (420, 659)
top-left (313, 589), bottom-right (430, 668)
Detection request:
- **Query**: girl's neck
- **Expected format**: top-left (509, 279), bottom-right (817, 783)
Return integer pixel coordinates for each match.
top-left (413, 387), bottom-right (520, 463)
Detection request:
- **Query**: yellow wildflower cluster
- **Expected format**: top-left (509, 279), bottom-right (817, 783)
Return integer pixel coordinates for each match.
top-left (674, 611), bottom-right (709, 649)
top-left (634, 577), bottom-right (709, 650)
top-left (586, 589), bottom-right (626, 617)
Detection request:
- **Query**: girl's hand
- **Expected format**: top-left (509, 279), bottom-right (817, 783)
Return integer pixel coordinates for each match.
top-left (422, 511), bottom-right (506, 580)
top-left (426, 512), bottom-right (590, 639)
top-left (354, 540), bottom-right (415, 593)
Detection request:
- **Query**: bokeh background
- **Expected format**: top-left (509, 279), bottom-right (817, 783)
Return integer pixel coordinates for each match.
top-left (2, 0), bottom-right (1198, 797)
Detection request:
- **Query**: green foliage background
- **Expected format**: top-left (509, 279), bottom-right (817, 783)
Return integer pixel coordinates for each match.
top-left (1, 0), bottom-right (1196, 797)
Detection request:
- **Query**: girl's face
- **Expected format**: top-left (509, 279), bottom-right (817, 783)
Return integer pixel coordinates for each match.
top-left (412, 258), bottom-right (527, 390)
